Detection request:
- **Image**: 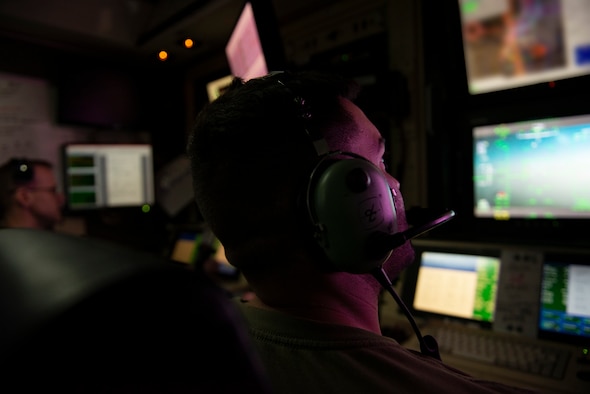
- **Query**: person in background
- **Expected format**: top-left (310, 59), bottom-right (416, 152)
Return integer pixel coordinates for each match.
top-left (0, 158), bottom-right (65, 230)
top-left (186, 71), bottom-right (535, 393)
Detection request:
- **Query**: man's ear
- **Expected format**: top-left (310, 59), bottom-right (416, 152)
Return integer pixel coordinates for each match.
top-left (13, 187), bottom-right (32, 207)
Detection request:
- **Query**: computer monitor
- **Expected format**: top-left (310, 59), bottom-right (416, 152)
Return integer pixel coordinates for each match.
top-left (62, 143), bottom-right (155, 211)
top-left (225, 0), bottom-right (286, 81)
top-left (169, 230), bottom-right (203, 264)
top-left (407, 249), bottom-right (502, 326)
top-left (458, 0), bottom-right (590, 95)
top-left (206, 74), bottom-right (233, 102)
top-left (472, 112), bottom-right (590, 221)
top-left (168, 227), bottom-right (239, 279)
top-left (538, 254), bottom-right (590, 345)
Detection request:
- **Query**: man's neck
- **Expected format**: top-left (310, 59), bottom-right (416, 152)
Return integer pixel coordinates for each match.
top-left (4, 213), bottom-right (43, 230)
top-left (244, 272), bottom-right (383, 334)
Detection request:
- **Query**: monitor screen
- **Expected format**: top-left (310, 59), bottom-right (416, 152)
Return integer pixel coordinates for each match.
top-left (410, 250), bottom-right (501, 323)
top-left (170, 231), bottom-right (203, 264)
top-left (62, 144), bottom-right (155, 211)
top-left (225, 2), bottom-right (268, 81)
top-left (458, 0), bottom-right (590, 95)
top-left (206, 75), bottom-right (233, 102)
top-left (473, 112), bottom-right (590, 221)
top-left (539, 256), bottom-right (590, 344)
top-left (224, 0), bottom-right (285, 81)
top-left (168, 228), bottom-right (239, 278)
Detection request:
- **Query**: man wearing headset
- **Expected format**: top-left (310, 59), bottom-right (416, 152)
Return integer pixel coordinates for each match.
top-left (0, 158), bottom-right (65, 230)
top-left (187, 71), bottom-right (534, 393)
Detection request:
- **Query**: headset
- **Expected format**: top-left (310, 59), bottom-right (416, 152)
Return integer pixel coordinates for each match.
top-left (274, 74), bottom-right (400, 274)
top-left (0, 159), bottom-right (34, 199)
top-left (272, 73), bottom-right (453, 275)
top-left (302, 126), bottom-right (451, 361)
top-left (10, 159), bottom-right (34, 183)
top-left (279, 75), bottom-right (454, 360)
top-left (297, 99), bottom-right (454, 275)
top-left (305, 147), bottom-right (398, 274)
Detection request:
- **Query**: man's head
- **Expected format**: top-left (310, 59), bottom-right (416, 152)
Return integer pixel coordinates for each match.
top-left (187, 71), bottom-right (413, 279)
top-left (0, 158), bottom-right (65, 230)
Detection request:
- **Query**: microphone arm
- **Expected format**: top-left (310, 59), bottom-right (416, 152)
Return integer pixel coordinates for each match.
top-left (372, 266), bottom-right (441, 361)
top-left (371, 208), bottom-right (455, 360)
top-left (398, 209), bottom-right (455, 242)
top-left (368, 209), bottom-right (455, 258)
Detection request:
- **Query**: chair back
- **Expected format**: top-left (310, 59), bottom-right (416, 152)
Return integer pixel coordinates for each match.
top-left (0, 228), bottom-right (272, 393)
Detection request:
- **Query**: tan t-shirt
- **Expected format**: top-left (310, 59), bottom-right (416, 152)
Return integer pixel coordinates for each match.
top-left (235, 300), bottom-right (537, 394)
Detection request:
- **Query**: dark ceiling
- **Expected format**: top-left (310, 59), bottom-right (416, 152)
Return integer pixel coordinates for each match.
top-left (0, 0), bottom-right (343, 69)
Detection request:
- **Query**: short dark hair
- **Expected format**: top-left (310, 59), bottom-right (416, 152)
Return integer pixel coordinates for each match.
top-left (187, 71), bottom-right (360, 270)
top-left (0, 158), bottom-right (54, 221)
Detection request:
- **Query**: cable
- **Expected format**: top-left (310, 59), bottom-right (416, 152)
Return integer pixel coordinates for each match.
top-left (372, 265), bottom-right (441, 361)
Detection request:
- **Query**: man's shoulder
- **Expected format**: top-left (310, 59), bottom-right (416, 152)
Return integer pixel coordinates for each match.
top-left (232, 299), bottom-right (536, 394)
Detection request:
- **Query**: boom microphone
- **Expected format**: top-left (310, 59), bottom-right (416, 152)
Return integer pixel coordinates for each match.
top-left (371, 207), bottom-right (455, 361)
top-left (368, 209), bottom-right (455, 259)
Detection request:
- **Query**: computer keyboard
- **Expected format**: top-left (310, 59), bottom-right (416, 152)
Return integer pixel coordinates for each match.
top-left (434, 325), bottom-right (572, 379)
